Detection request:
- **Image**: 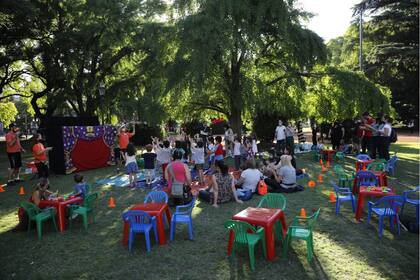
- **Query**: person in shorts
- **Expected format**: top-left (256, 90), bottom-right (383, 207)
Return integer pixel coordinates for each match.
top-left (6, 123), bottom-right (25, 186)
top-left (191, 138), bottom-right (205, 184)
top-left (142, 144), bottom-right (157, 187)
top-left (118, 124), bottom-right (135, 167)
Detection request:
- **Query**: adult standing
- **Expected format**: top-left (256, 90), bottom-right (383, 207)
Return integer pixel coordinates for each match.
top-left (285, 122), bottom-right (295, 153)
top-left (165, 150), bottom-right (192, 205)
top-left (310, 119), bottom-right (318, 147)
top-left (6, 123), bottom-right (25, 186)
top-left (274, 120), bottom-right (286, 154)
top-left (378, 115), bottom-right (392, 160)
top-left (361, 112), bottom-right (375, 155)
top-left (370, 115), bottom-right (384, 159)
top-left (330, 121), bottom-right (344, 150)
top-left (117, 123), bottom-right (136, 165)
top-left (223, 124), bottom-right (234, 157)
top-left (31, 133), bottom-right (52, 178)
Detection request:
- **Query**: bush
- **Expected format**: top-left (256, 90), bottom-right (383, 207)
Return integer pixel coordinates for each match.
top-left (182, 120), bottom-right (203, 136)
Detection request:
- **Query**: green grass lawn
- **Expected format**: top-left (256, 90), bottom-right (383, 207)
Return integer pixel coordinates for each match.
top-left (0, 142), bottom-right (418, 280)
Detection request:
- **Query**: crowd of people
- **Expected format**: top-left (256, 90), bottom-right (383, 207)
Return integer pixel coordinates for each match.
top-left (6, 111), bottom-right (397, 211)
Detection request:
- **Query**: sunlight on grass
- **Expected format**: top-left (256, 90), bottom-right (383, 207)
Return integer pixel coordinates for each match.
top-left (0, 210), bottom-right (19, 234)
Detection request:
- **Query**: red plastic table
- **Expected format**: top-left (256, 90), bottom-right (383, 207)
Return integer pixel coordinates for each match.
top-left (354, 186), bottom-right (396, 221)
top-left (356, 159), bottom-right (374, 171)
top-left (39, 196), bottom-right (83, 232)
top-left (321, 149), bottom-right (336, 162)
top-left (122, 203), bottom-right (171, 246)
top-left (228, 207), bottom-right (287, 261)
top-left (352, 171), bottom-right (388, 194)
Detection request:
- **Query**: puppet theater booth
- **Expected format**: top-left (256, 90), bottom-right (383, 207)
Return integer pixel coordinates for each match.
top-left (45, 117), bottom-right (116, 174)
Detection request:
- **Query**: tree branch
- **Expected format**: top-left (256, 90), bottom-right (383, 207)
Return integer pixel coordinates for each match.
top-left (188, 101), bottom-right (228, 115)
top-left (0, 93), bottom-right (32, 101)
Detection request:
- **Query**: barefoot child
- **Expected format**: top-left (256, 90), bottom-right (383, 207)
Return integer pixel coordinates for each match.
top-left (124, 143), bottom-right (138, 188)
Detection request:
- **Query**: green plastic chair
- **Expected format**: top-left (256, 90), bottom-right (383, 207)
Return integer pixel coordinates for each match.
top-left (20, 201), bottom-right (58, 240)
top-left (367, 162), bottom-right (386, 172)
top-left (257, 193), bottom-right (286, 241)
top-left (225, 220), bottom-right (267, 271)
top-left (334, 151), bottom-right (345, 161)
top-left (68, 193), bottom-right (98, 230)
top-left (283, 208), bottom-right (320, 262)
top-left (334, 165), bottom-right (354, 188)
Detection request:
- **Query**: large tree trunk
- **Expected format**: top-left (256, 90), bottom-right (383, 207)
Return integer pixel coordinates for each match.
top-left (228, 52), bottom-right (243, 136)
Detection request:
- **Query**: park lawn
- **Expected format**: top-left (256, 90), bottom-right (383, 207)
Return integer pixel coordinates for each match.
top-left (0, 142), bottom-right (418, 280)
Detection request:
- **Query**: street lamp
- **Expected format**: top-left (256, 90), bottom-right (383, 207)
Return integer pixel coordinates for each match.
top-left (98, 82), bottom-right (105, 124)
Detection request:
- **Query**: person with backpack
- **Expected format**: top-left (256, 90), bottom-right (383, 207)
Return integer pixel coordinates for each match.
top-left (165, 149), bottom-right (192, 205)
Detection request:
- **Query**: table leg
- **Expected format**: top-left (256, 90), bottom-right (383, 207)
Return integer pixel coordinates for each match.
top-left (264, 224), bottom-right (276, 261)
top-left (156, 214), bottom-right (167, 245)
top-left (279, 212), bottom-right (287, 238)
top-left (165, 208), bottom-right (172, 226)
top-left (122, 221), bottom-right (129, 246)
top-left (58, 205), bottom-right (65, 232)
top-left (227, 229), bottom-right (234, 255)
top-left (355, 194), bottom-right (365, 221)
top-left (352, 178), bottom-right (358, 194)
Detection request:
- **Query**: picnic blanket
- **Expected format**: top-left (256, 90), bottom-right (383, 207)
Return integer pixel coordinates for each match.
top-left (95, 172), bottom-right (146, 187)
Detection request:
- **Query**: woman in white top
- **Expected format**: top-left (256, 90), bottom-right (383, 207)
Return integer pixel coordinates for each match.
top-left (378, 115), bottom-right (392, 160)
top-left (235, 159), bottom-right (262, 194)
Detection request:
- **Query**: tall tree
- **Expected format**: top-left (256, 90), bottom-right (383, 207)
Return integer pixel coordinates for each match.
top-left (168, 0), bottom-right (326, 133)
top-left (328, 0), bottom-right (419, 123)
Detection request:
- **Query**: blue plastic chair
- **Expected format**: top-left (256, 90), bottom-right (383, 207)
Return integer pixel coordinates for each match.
top-left (355, 171), bottom-right (377, 192)
top-left (122, 210), bottom-right (158, 252)
top-left (331, 181), bottom-right (355, 215)
top-left (366, 195), bottom-right (404, 238)
top-left (170, 197), bottom-right (196, 241)
top-left (356, 154), bottom-right (371, 161)
top-left (386, 155), bottom-right (398, 176)
top-left (401, 186), bottom-right (420, 226)
top-left (144, 191), bottom-right (169, 204)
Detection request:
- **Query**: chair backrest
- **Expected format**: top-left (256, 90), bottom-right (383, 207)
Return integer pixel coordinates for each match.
top-left (330, 181), bottom-right (350, 195)
top-left (374, 195), bottom-right (405, 214)
top-left (257, 193), bottom-right (286, 211)
top-left (122, 210), bottom-right (153, 225)
top-left (367, 162), bottom-right (386, 172)
top-left (356, 171), bottom-right (377, 186)
top-left (356, 154), bottom-right (371, 161)
top-left (144, 191), bottom-right (169, 204)
top-left (175, 196), bottom-right (197, 215)
top-left (224, 220), bottom-right (256, 243)
top-left (20, 201), bottom-right (41, 219)
top-left (334, 165), bottom-right (345, 174)
top-left (307, 208), bottom-right (321, 229)
top-left (404, 186), bottom-right (420, 200)
top-left (83, 193), bottom-right (98, 209)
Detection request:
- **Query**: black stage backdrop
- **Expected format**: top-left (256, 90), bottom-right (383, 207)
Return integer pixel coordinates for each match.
top-left (41, 117), bottom-right (99, 174)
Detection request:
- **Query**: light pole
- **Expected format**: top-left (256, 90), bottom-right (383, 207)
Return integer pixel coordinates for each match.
top-left (98, 82), bottom-right (105, 125)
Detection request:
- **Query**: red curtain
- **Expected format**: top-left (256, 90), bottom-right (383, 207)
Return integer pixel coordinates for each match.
top-left (71, 138), bottom-right (110, 171)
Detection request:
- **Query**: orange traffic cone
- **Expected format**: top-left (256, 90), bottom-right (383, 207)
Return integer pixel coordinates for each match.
top-left (308, 180), bottom-right (316, 188)
top-left (299, 208), bottom-right (306, 218)
top-left (108, 196), bottom-right (116, 208)
top-left (18, 186), bottom-right (25, 195)
top-left (317, 174), bottom-right (323, 183)
top-left (329, 192), bottom-right (336, 203)
top-left (0, 184), bottom-right (5, 193)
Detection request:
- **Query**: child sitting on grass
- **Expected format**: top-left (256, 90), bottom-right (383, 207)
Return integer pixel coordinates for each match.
top-left (124, 143), bottom-right (138, 188)
top-left (73, 173), bottom-right (88, 199)
top-left (142, 144), bottom-right (157, 187)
